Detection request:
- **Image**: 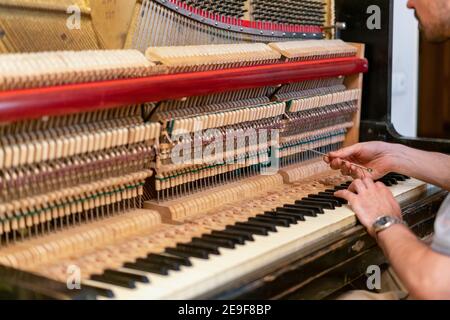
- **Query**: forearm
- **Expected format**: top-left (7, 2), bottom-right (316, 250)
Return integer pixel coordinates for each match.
top-left (389, 144), bottom-right (450, 191)
top-left (377, 224), bottom-right (450, 299)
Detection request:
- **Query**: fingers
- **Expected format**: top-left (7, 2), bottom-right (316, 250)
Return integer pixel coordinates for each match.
top-left (328, 144), bottom-right (360, 160)
top-left (334, 189), bottom-right (357, 202)
top-left (329, 158), bottom-right (343, 170)
top-left (348, 179), bottom-right (366, 194)
top-left (328, 157), bottom-right (365, 179)
top-left (362, 177), bottom-right (375, 188)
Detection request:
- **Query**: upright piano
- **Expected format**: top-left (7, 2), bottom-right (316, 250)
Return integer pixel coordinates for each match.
top-left (0, 0), bottom-right (447, 299)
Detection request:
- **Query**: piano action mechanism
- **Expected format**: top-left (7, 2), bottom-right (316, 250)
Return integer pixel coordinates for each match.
top-left (0, 0), bottom-right (446, 300)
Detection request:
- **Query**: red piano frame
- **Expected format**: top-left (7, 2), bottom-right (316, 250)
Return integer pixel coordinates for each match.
top-left (0, 56), bottom-right (368, 123)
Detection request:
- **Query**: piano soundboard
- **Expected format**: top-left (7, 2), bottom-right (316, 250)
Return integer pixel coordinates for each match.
top-left (0, 0), bottom-right (442, 300)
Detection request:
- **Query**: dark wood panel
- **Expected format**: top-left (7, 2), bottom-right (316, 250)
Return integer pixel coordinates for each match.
top-left (418, 35), bottom-right (450, 139)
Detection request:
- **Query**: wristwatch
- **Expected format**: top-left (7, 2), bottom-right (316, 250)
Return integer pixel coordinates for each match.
top-left (372, 216), bottom-right (407, 235)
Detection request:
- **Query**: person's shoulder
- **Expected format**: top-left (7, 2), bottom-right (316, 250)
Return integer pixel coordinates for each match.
top-left (431, 195), bottom-right (450, 256)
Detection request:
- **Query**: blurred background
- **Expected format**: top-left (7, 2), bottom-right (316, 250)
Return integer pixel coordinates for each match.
top-left (392, 1), bottom-right (450, 139)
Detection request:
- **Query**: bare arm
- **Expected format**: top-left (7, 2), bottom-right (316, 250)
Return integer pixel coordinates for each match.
top-left (389, 144), bottom-right (450, 191)
top-left (377, 224), bottom-right (450, 299)
top-left (334, 177), bottom-right (450, 299)
top-left (327, 142), bottom-right (450, 191)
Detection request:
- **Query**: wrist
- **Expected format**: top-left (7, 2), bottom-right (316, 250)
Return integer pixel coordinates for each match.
top-left (385, 143), bottom-right (412, 174)
top-left (375, 220), bottom-right (409, 242)
top-left (370, 215), bottom-right (405, 238)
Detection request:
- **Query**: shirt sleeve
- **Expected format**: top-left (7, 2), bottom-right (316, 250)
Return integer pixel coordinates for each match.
top-left (431, 195), bottom-right (450, 257)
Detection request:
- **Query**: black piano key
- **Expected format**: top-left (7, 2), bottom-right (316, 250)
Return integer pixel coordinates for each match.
top-left (285, 203), bottom-right (324, 214)
top-left (227, 224), bottom-right (269, 236)
top-left (195, 236), bottom-right (235, 249)
top-left (245, 217), bottom-right (278, 232)
top-left (103, 269), bottom-right (149, 283)
top-left (277, 207), bottom-right (314, 218)
top-left (333, 186), bottom-right (348, 191)
top-left (315, 193), bottom-right (348, 205)
top-left (250, 216), bottom-right (290, 227)
top-left (238, 220), bottom-right (278, 232)
top-left (147, 253), bottom-right (192, 267)
top-left (81, 284), bottom-right (115, 298)
top-left (165, 246), bottom-right (210, 260)
top-left (301, 197), bottom-right (335, 209)
top-left (137, 257), bottom-right (180, 271)
top-left (90, 273), bottom-right (136, 289)
top-left (211, 229), bottom-right (252, 242)
top-left (296, 199), bottom-right (334, 210)
top-left (389, 173), bottom-right (410, 180)
top-left (248, 216), bottom-right (290, 228)
top-left (262, 212), bottom-right (298, 224)
top-left (140, 256), bottom-right (180, 272)
top-left (388, 174), bottom-right (406, 181)
top-left (202, 233), bottom-right (243, 246)
top-left (124, 261), bottom-right (170, 276)
top-left (307, 194), bottom-right (342, 207)
top-left (178, 242), bottom-right (220, 255)
top-left (386, 177), bottom-right (398, 185)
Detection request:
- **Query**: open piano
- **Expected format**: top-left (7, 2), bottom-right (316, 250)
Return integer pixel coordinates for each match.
top-left (0, 0), bottom-right (447, 300)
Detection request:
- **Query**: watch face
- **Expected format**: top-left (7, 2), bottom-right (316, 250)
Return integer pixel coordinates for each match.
top-left (378, 216), bottom-right (390, 225)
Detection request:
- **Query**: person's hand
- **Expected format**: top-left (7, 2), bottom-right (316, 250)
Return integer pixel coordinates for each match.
top-left (325, 142), bottom-right (401, 180)
top-left (335, 178), bottom-right (402, 237)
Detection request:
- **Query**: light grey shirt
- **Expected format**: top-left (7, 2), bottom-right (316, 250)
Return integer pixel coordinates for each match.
top-left (431, 195), bottom-right (450, 256)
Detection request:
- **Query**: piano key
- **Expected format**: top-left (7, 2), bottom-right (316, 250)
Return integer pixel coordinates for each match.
top-left (249, 216), bottom-right (290, 227)
top-left (276, 207), bottom-right (314, 218)
top-left (177, 242), bottom-right (220, 255)
top-left (226, 224), bottom-right (269, 236)
top-left (309, 194), bottom-right (343, 206)
top-left (165, 246), bottom-right (210, 260)
top-left (137, 257), bottom-right (180, 271)
top-left (317, 192), bottom-right (348, 204)
top-left (211, 229), bottom-right (252, 242)
top-left (202, 233), bottom-right (243, 246)
top-left (301, 197), bottom-right (336, 209)
top-left (236, 221), bottom-right (278, 232)
top-left (282, 204), bottom-right (322, 214)
top-left (147, 253), bottom-right (192, 267)
top-left (103, 269), bottom-right (149, 283)
top-left (388, 174), bottom-right (406, 181)
top-left (384, 177), bottom-right (398, 185)
top-left (262, 212), bottom-right (298, 224)
top-left (81, 283), bottom-right (115, 298)
top-left (194, 236), bottom-right (235, 249)
top-left (295, 199), bottom-right (333, 210)
top-left (90, 273), bottom-right (136, 289)
top-left (124, 261), bottom-right (170, 275)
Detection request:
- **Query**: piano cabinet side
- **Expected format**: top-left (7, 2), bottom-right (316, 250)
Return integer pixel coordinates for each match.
top-left (344, 43), bottom-right (366, 147)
